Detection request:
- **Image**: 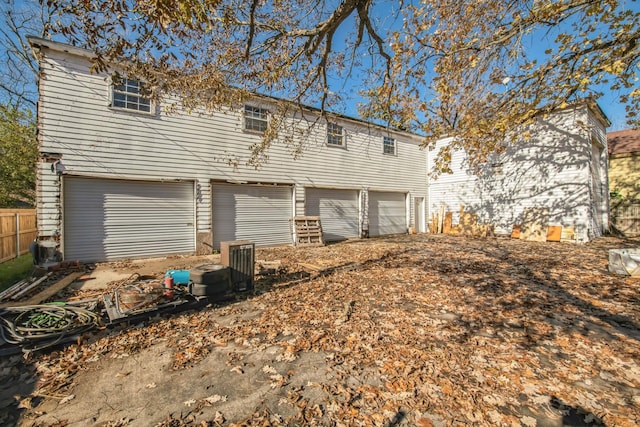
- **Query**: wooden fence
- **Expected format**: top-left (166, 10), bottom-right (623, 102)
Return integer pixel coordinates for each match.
top-left (611, 203), bottom-right (640, 237)
top-left (0, 209), bottom-right (37, 263)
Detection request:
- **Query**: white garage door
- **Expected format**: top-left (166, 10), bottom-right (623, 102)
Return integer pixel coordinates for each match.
top-left (306, 188), bottom-right (360, 241)
top-left (64, 177), bottom-right (195, 262)
top-left (369, 191), bottom-right (407, 236)
top-left (212, 183), bottom-right (292, 249)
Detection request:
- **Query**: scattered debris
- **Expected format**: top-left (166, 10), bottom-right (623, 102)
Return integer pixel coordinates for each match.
top-left (334, 300), bottom-right (355, 325)
top-left (0, 304), bottom-right (102, 352)
top-left (0, 273), bottom-right (53, 303)
top-left (609, 248), bottom-right (640, 276)
top-left (1, 234), bottom-right (639, 426)
top-left (430, 205), bottom-right (494, 237)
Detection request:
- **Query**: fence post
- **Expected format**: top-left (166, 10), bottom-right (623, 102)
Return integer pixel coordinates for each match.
top-left (15, 213), bottom-right (20, 260)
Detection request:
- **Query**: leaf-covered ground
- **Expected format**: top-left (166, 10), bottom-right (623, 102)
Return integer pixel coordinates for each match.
top-left (3, 234), bottom-right (640, 426)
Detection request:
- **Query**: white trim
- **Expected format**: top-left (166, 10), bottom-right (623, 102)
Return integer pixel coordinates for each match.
top-left (60, 171), bottom-right (192, 183)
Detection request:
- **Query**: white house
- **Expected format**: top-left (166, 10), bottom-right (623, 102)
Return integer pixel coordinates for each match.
top-left (29, 37), bottom-right (429, 262)
top-left (427, 102), bottom-right (610, 242)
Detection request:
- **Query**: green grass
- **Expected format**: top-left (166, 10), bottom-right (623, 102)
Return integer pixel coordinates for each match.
top-left (0, 254), bottom-right (34, 292)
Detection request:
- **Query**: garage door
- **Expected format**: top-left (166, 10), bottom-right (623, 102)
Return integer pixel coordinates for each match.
top-left (212, 183), bottom-right (292, 249)
top-left (64, 177), bottom-right (195, 262)
top-left (306, 188), bottom-right (360, 241)
top-left (369, 191), bottom-right (407, 236)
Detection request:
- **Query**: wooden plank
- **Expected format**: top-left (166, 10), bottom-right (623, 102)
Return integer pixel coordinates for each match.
top-left (520, 207), bottom-right (549, 242)
top-left (3, 272), bottom-right (83, 307)
top-left (443, 212), bottom-right (453, 234)
top-left (298, 262), bottom-right (323, 272)
top-left (460, 212), bottom-right (477, 236)
top-left (546, 226), bottom-right (562, 242)
top-left (560, 226), bottom-right (576, 242)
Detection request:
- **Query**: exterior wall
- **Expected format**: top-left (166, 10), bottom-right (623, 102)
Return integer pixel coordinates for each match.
top-left (428, 105), bottom-right (609, 241)
top-left (609, 153), bottom-right (640, 202)
top-left (587, 104), bottom-right (610, 239)
top-left (35, 44), bottom-right (428, 249)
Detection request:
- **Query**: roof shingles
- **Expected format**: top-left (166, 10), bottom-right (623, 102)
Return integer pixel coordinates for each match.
top-left (608, 129), bottom-right (640, 156)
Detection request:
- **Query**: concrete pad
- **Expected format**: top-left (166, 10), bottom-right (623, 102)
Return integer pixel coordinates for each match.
top-left (30, 341), bottom-right (334, 426)
top-left (70, 254), bottom-right (223, 292)
top-left (70, 269), bottom-right (134, 291)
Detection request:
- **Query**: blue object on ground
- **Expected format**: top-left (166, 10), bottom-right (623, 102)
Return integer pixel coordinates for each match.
top-left (165, 269), bottom-right (190, 285)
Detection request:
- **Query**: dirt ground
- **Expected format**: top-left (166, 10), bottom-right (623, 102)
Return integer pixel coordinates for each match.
top-left (1, 233), bottom-right (640, 426)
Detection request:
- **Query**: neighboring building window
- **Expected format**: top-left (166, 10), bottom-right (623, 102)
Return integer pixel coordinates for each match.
top-left (327, 122), bottom-right (344, 146)
top-left (383, 136), bottom-right (396, 155)
top-left (244, 105), bottom-right (269, 133)
top-left (112, 78), bottom-right (151, 112)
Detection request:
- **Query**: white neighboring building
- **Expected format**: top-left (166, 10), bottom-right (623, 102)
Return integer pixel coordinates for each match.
top-left (427, 103), bottom-right (610, 242)
top-left (30, 37), bottom-right (429, 262)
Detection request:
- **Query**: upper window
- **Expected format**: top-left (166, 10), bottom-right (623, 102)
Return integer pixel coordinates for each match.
top-left (244, 105), bottom-right (269, 133)
top-left (112, 78), bottom-right (151, 113)
top-left (383, 136), bottom-right (396, 155)
top-left (327, 122), bottom-right (344, 146)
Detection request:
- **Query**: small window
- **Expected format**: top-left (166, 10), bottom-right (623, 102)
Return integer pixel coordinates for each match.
top-left (244, 105), bottom-right (269, 133)
top-left (327, 122), bottom-right (344, 146)
top-left (491, 162), bottom-right (504, 175)
top-left (383, 136), bottom-right (396, 155)
top-left (111, 77), bottom-right (151, 112)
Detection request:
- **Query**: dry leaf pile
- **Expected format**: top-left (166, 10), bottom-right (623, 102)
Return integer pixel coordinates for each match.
top-left (3, 234), bottom-right (640, 426)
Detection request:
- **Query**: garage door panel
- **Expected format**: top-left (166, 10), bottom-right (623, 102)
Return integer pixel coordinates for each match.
top-left (369, 191), bottom-right (407, 236)
top-left (212, 183), bottom-right (292, 249)
top-left (306, 188), bottom-right (359, 241)
top-left (64, 177), bottom-right (195, 262)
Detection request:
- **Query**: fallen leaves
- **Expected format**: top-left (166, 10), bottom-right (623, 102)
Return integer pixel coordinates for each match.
top-left (230, 366), bottom-right (244, 375)
top-left (7, 234), bottom-right (640, 426)
top-left (59, 394), bottom-right (75, 404)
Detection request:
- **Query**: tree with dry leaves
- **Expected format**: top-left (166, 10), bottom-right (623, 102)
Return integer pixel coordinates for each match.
top-left (0, 0), bottom-right (59, 109)
top-left (46, 0), bottom-right (638, 168)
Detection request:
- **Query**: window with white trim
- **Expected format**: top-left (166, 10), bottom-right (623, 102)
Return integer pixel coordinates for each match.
top-left (111, 78), bottom-right (151, 112)
top-left (383, 136), bottom-right (396, 155)
top-left (244, 105), bottom-right (269, 133)
top-left (327, 122), bottom-right (344, 146)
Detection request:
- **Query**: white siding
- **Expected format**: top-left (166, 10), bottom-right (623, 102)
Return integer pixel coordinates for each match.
top-left (196, 180), bottom-right (212, 232)
top-left (428, 107), bottom-right (602, 241)
top-left (37, 162), bottom-right (61, 237)
top-left (588, 106), bottom-right (610, 238)
top-left (35, 44), bottom-right (428, 257)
